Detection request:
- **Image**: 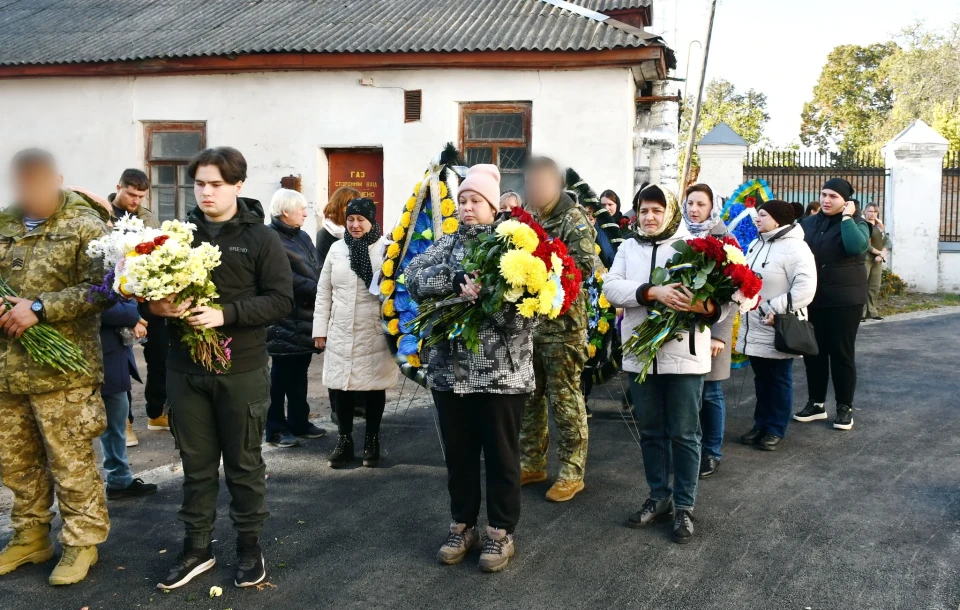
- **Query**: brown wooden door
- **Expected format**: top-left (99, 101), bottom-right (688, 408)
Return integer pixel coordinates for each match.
top-left (327, 149), bottom-right (384, 227)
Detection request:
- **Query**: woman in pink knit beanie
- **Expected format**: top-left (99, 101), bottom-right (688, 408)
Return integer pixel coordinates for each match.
top-left (404, 161), bottom-right (536, 573)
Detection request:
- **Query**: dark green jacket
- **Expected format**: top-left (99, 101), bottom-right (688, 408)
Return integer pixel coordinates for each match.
top-left (533, 192), bottom-right (597, 344)
top-left (0, 191), bottom-right (109, 394)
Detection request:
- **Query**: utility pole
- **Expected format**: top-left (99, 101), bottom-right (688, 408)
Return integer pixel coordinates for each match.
top-left (679, 0), bottom-right (718, 196)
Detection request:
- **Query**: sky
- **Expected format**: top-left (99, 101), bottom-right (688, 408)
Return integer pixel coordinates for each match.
top-left (651, 0), bottom-right (958, 146)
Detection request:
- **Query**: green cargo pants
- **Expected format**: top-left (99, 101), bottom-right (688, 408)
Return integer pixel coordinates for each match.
top-left (168, 366), bottom-right (270, 548)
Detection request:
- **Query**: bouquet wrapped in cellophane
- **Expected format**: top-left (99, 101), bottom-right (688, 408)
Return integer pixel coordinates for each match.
top-left (410, 207), bottom-right (582, 352)
top-left (622, 234), bottom-right (762, 383)
top-left (86, 215), bottom-right (231, 373)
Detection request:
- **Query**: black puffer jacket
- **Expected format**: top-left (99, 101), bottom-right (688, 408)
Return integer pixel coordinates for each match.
top-left (268, 218), bottom-right (322, 356)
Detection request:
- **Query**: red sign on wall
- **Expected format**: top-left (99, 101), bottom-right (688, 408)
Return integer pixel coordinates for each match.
top-left (327, 149), bottom-right (384, 227)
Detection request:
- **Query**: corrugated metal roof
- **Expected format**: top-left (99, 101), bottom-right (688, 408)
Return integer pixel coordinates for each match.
top-left (570, 0), bottom-right (652, 9)
top-left (0, 0), bottom-right (666, 67)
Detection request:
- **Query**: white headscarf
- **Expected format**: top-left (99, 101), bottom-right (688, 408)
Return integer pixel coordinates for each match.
top-left (682, 189), bottom-right (723, 238)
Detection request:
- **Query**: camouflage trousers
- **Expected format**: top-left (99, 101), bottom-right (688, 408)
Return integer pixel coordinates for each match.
top-left (0, 386), bottom-right (109, 546)
top-left (520, 340), bottom-right (589, 482)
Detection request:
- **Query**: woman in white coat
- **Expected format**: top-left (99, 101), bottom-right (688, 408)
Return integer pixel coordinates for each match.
top-left (313, 198), bottom-right (396, 468)
top-left (603, 185), bottom-right (730, 545)
top-left (736, 200), bottom-right (817, 451)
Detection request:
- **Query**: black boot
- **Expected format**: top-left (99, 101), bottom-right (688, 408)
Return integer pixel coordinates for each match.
top-left (234, 535), bottom-right (265, 588)
top-left (698, 455), bottom-right (719, 479)
top-left (740, 428), bottom-right (764, 445)
top-left (362, 433), bottom-right (380, 468)
top-left (328, 434), bottom-right (355, 468)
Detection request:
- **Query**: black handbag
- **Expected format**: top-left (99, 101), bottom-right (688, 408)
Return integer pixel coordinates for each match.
top-left (772, 292), bottom-right (819, 356)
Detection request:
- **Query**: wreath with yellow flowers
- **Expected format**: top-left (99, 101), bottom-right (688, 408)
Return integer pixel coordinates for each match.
top-left (585, 270), bottom-right (618, 383)
top-left (379, 144), bottom-right (463, 385)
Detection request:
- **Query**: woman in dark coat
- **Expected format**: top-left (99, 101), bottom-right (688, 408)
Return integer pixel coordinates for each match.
top-left (794, 178), bottom-right (870, 431)
top-left (265, 189), bottom-right (327, 447)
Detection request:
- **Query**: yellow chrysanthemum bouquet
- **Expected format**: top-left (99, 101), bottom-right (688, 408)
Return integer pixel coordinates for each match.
top-left (410, 207), bottom-right (582, 353)
top-left (87, 215), bottom-right (230, 373)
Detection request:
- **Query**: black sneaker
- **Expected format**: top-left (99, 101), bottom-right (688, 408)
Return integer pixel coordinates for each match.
top-left (156, 541), bottom-right (216, 590)
top-left (872, 316), bottom-right (884, 321)
top-left (296, 424), bottom-right (327, 440)
top-left (833, 404), bottom-right (854, 431)
top-left (267, 431), bottom-right (299, 448)
top-left (627, 497), bottom-right (674, 528)
top-left (793, 401), bottom-right (828, 422)
top-left (234, 535), bottom-right (266, 588)
top-left (740, 428), bottom-right (764, 445)
top-left (672, 509), bottom-right (695, 544)
top-left (758, 433), bottom-right (783, 451)
top-left (328, 434), bottom-right (355, 468)
top-left (362, 433), bottom-right (380, 468)
top-left (107, 478), bottom-right (158, 500)
top-left (698, 455), bottom-right (719, 479)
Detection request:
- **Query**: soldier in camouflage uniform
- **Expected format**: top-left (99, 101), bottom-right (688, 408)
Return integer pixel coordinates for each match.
top-left (0, 149), bottom-right (110, 585)
top-left (519, 157), bottom-right (597, 502)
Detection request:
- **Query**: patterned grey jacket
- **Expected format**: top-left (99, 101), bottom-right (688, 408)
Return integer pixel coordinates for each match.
top-left (405, 224), bottom-right (535, 395)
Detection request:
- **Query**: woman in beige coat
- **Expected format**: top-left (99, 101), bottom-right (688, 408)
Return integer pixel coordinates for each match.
top-left (313, 198), bottom-right (396, 468)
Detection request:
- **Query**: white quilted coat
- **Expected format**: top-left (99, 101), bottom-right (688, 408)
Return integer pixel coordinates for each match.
top-left (313, 238), bottom-right (397, 391)
top-left (603, 223), bottom-right (732, 376)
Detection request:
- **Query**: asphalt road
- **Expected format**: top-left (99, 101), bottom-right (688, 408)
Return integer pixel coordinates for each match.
top-left (1, 310), bottom-right (958, 610)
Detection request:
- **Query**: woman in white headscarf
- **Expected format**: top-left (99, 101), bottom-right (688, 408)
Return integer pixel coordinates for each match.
top-left (681, 183), bottom-right (734, 480)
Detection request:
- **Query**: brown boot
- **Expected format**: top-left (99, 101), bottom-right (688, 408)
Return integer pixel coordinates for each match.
top-left (545, 478), bottom-right (584, 502)
top-left (48, 545), bottom-right (98, 585)
top-left (519, 470), bottom-right (547, 486)
top-left (0, 526), bottom-right (54, 575)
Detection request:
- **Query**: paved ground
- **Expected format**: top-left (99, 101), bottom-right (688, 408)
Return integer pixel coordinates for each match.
top-left (1, 309), bottom-right (959, 610)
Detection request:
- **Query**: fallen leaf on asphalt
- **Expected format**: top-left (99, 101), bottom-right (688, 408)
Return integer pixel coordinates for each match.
top-left (117, 566), bottom-right (125, 570)
top-left (170, 465), bottom-right (179, 472)
top-left (297, 520), bottom-right (305, 525)
top-left (81, 607), bottom-right (89, 610)
top-left (209, 586), bottom-right (223, 598)
top-left (158, 549), bottom-right (167, 554)
top-left (253, 582), bottom-right (277, 591)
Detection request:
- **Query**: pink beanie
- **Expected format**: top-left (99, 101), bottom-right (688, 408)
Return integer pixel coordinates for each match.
top-left (458, 164), bottom-right (501, 212)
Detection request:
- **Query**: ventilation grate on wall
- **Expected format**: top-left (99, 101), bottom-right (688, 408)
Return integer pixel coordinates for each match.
top-left (404, 90), bottom-right (422, 123)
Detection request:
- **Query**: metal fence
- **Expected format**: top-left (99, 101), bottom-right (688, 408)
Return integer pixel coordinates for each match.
top-left (744, 150), bottom-right (888, 220)
top-left (943, 151), bottom-right (960, 242)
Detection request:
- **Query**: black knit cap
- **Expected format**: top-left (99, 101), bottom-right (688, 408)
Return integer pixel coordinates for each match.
top-left (823, 178), bottom-right (854, 200)
top-left (759, 199), bottom-right (804, 227)
top-left (346, 197), bottom-right (377, 224)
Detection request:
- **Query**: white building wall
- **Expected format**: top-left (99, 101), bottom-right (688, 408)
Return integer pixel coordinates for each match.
top-left (0, 67), bottom-right (637, 238)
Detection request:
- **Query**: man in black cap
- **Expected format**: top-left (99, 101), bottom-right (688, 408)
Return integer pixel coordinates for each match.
top-left (794, 178), bottom-right (870, 431)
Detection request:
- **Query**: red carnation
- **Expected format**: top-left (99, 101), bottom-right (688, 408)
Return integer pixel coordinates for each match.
top-left (618, 217), bottom-right (631, 229)
top-left (745, 196), bottom-right (757, 208)
top-left (721, 234), bottom-right (741, 250)
top-left (153, 235), bottom-right (170, 246)
top-left (134, 242), bottom-right (155, 255)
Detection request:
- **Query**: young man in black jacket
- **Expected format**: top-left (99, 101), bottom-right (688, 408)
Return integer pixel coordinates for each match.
top-left (149, 147), bottom-right (293, 591)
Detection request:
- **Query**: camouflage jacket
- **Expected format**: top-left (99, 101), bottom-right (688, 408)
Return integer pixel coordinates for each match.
top-left (0, 191), bottom-right (109, 394)
top-left (406, 224), bottom-right (535, 395)
top-left (533, 192), bottom-right (597, 344)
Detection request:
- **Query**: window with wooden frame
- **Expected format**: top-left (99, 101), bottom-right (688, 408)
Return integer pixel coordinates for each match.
top-left (144, 122), bottom-right (206, 221)
top-left (459, 103), bottom-right (531, 195)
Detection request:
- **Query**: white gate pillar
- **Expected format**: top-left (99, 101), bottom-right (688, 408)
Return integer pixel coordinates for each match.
top-left (883, 120), bottom-right (948, 293)
top-left (696, 122), bottom-right (747, 200)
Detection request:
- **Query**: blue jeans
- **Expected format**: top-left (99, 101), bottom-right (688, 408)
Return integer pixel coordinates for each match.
top-left (100, 392), bottom-right (134, 490)
top-left (631, 374), bottom-right (704, 512)
top-left (699, 380), bottom-right (726, 460)
top-left (750, 356), bottom-right (794, 438)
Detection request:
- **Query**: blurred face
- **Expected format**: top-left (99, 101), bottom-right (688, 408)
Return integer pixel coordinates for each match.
top-left (637, 200), bottom-right (666, 234)
top-left (14, 164), bottom-right (63, 219)
top-left (499, 194), bottom-right (520, 212)
top-left (346, 214), bottom-right (372, 238)
top-left (282, 204), bottom-right (308, 228)
top-left (685, 191), bottom-right (712, 223)
top-left (865, 206), bottom-right (878, 222)
top-left (114, 184), bottom-right (147, 213)
top-left (459, 191), bottom-right (495, 225)
top-left (524, 167), bottom-right (562, 211)
top-left (601, 197), bottom-right (618, 216)
top-left (820, 188), bottom-right (846, 216)
top-left (756, 209), bottom-right (779, 233)
top-left (194, 164), bottom-right (241, 220)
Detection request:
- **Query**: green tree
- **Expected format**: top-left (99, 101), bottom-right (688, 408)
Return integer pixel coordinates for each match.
top-left (876, 21), bottom-right (960, 151)
top-left (799, 43), bottom-right (898, 154)
top-left (680, 78), bottom-right (771, 170)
